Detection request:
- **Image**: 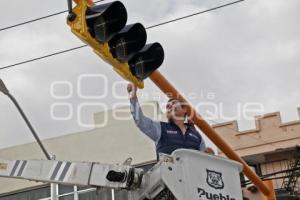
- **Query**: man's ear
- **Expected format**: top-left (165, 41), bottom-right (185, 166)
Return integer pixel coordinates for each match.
top-left (183, 107), bottom-right (188, 119)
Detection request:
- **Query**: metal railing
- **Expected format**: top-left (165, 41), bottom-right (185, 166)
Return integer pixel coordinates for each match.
top-left (39, 186), bottom-right (101, 200)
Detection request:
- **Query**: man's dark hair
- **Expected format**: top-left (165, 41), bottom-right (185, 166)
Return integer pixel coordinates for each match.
top-left (167, 98), bottom-right (178, 102)
top-left (167, 98), bottom-right (187, 108)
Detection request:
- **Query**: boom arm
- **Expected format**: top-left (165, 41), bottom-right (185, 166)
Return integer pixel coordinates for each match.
top-left (0, 159), bottom-right (143, 190)
top-left (0, 150), bottom-right (244, 200)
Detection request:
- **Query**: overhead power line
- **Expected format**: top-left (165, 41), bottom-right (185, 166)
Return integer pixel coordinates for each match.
top-left (0, 0), bottom-right (104, 32)
top-left (0, 10), bottom-right (67, 32)
top-left (147, 0), bottom-right (244, 29)
top-left (0, 0), bottom-right (244, 71)
top-left (0, 45), bottom-right (87, 70)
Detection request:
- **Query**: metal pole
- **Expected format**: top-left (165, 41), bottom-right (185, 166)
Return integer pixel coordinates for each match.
top-left (262, 180), bottom-right (276, 200)
top-left (74, 185), bottom-right (79, 200)
top-left (0, 79), bottom-right (51, 160)
top-left (149, 70), bottom-right (272, 196)
top-left (67, 0), bottom-right (73, 13)
top-left (50, 155), bottom-right (59, 200)
top-left (111, 189), bottom-right (115, 200)
top-left (7, 93), bottom-right (51, 160)
top-left (50, 183), bottom-right (59, 200)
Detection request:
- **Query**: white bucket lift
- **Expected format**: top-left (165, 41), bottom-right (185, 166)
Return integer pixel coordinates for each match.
top-left (0, 149), bottom-right (243, 200)
top-left (131, 149), bottom-right (243, 200)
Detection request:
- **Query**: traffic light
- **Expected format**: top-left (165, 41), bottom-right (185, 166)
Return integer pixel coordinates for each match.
top-left (85, 1), bottom-right (127, 42)
top-left (67, 0), bottom-right (164, 88)
top-left (108, 23), bottom-right (147, 62)
top-left (129, 43), bottom-right (164, 80)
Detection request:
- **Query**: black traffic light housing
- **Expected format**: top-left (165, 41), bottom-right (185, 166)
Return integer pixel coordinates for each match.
top-left (67, 0), bottom-right (165, 88)
top-left (109, 23), bottom-right (147, 62)
top-left (129, 43), bottom-right (164, 80)
top-left (86, 1), bottom-right (127, 42)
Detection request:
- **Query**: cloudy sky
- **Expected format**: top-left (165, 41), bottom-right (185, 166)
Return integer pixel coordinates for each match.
top-left (0, 0), bottom-right (299, 149)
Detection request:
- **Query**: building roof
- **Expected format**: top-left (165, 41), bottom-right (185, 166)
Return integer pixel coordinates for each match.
top-left (213, 108), bottom-right (300, 163)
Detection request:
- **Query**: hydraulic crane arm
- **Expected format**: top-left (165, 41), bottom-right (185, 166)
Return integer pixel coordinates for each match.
top-left (0, 150), bottom-right (244, 200)
top-left (0, 159), bottom-right (143, 190)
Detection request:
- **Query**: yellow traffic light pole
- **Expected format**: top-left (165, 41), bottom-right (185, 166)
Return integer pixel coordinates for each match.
top-left (150, 70), bottom-right (276, 200)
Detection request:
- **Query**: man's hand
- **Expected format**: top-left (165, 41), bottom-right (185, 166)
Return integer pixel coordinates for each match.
top-left (204, 147), bottom-right (215, 155)
top-left (127, 83), bottom-right (137, 99)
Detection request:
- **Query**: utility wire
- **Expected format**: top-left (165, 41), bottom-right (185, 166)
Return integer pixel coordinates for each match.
top-left (0, 10), bottom-right (67, 32)
top-left (147, 0), bottom-right (244, 30)
top-left (0, 0), bottom-right (244, 70)
top-left (0, 0), bottom-right (104, 32)
top-left (0, 45), bottom-right (87, 70)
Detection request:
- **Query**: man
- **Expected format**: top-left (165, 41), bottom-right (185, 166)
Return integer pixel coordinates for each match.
top-left (127, 83), bottom-right (209, 157)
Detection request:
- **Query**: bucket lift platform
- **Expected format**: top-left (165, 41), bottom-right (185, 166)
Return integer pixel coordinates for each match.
top-left (0, 149), bottom-right (243, 200)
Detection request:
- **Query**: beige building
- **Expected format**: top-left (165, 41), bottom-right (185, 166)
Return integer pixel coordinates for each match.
top-left (213, 108), bottom-right (300, 198)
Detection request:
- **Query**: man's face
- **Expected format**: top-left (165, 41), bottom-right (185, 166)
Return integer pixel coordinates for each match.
top-left (166, 99), bottom-right (187, 121)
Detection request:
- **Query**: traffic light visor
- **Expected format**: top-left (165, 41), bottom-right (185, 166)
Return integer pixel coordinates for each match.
top-left (86, 1), bottom-right (127, 42)
top-left (129, 42), bottom-right (164, 80)
top-left (108, 23), bottom-right (147, 62)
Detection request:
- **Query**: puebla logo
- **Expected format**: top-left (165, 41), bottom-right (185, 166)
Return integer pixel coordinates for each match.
top-left (206, 169), bottom-right (224, 189)
top-left (197, 169), bottom-right (236, 200)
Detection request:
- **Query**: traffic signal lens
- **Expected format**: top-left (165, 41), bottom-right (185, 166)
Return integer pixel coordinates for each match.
top-left (109, 23), bottom-right (147, 62)
top-left (129, 43), bottom-right (164, 80)
top-left (86, 1), bottom-right (127, 42)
